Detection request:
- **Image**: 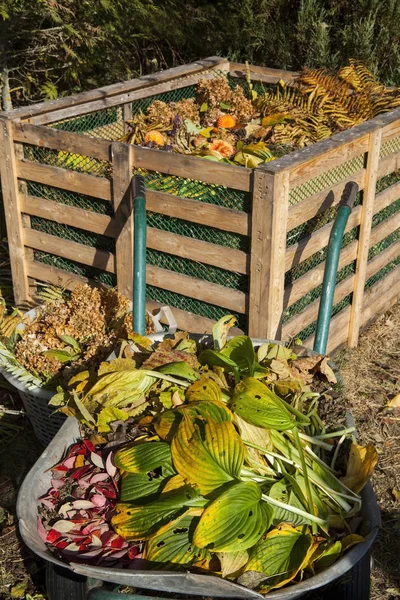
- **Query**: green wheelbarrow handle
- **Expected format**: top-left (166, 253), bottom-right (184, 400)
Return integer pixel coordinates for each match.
top-left (313, 181), bottom-right (359, 355)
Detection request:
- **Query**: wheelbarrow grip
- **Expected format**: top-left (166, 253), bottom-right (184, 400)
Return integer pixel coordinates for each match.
top-left (313, 181), bottom-right (358, 355)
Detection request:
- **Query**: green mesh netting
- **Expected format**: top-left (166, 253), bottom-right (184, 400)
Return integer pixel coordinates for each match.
top-left (13, 72), bottom-right (400, 337)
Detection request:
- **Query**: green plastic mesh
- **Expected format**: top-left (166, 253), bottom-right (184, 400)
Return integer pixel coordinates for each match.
top-left (51, 106), bottom-right (124, 140)
top-left (33, 251), bottom-right (116, 287)
top-left (24, 144), bottom-right (110, 178)
top-left (379, 135), bottom-right (400, 158)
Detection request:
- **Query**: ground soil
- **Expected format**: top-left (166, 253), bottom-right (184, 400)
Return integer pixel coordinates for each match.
top-left (0, 303), bottom-right (399, 599)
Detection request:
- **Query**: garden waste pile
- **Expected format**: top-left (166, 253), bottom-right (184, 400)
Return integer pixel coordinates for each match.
top-left (120, 59), bottom-right (400, 167)
top-left (35, 315), bottom-right (377, 595)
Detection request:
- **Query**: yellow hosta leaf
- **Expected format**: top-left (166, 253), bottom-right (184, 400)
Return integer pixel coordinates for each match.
top-left (217, 550), bottom-right (249, 577)
top-left (242, 524), bottom-right (313, 592)
top-left (212, 314), bottom-right (236, 350)
top-left (186, 377), bottom-right (223, 404)
top-left (387, 393), bottom-right (400, 408)
top-left (171, 414), bottom-right (244, 496)
top-left (97, 406), bottom-right (129, 432)
top-left (341, 442), bottom-right (378, 494)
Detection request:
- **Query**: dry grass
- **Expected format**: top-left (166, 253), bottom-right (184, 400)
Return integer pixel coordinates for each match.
top-left (336, 303), bottom-right (400, 600)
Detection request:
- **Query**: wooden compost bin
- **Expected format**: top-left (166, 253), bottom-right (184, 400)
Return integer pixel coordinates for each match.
top-left (1, 56), bottom-right (399, 353)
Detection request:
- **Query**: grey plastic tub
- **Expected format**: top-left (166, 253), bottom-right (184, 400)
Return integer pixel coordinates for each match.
top-left (16, 336), bottom-right (381, 599)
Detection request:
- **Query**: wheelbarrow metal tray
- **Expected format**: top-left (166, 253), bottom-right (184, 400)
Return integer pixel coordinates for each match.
top-left (17, 414), bottom-right (380, 599)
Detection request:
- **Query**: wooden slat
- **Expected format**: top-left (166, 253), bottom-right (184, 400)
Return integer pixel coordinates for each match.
top-left (131, 145), bottom-right (251, 192)
top-left (229, 63), bottom-right (299, 84)
top-left (348, 129), bottom-right (382, 346)
top-left (16, 159), bottom-right (112, 201)
top-left (248, 169), bottom-right (289, 338)
top-left (285, 176), bottom-right (399, 273)
top-left (379, 108), bottom-right (400, 142)
top-left (282, 238), bottom-right (400, 339)
top-left (0, 120), bottom-right (32, 307)
top-left (146, 265), bottom-right (246, 314)
top-left (285, 205), bottom-right (362, 272)
top-left (20, 193), bottom-right (248, 273)
top-left (20, 194), bottom-right (115, 235)
top-left (284, 210), bottom-right (400, 308)
top-left (4, 57), bottom-right (228, 121)
top-left (12, 121), bottom-right (111, 161)
top-left (146, 228), bottom-right (248, 275)
top-left (303, 263), bottom-right (400, 354)
top-left (123, 103), bottom-right (133, 134)
top-left (24, 229), bottom-right (115, 273)
top-left (287, 169), bottom-right (366, 231)
top-left (377, 149), bottom-right (400, 178)
top-left (26, 260), bottom-right (245, 336)
top-left (146, 189), bottom-right (249, 236)
top-left (31, 68), bottom-right (229, 126)
top-left (112, 143), bottom-right (134, 298)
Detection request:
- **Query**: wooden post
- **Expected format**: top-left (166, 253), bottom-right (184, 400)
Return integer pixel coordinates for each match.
top-left (348, 127), bottom-right (382, 347)
top-left (123, 103), bottom-right (133, 134)
top-left (111, 142), bottom-right (134, 299)
top-left (248, 167), bottom-right (289, 339)
top-left (0, 117), bottom-right (32, 307)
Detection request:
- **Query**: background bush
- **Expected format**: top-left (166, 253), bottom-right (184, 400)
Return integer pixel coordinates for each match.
top-left (1, 0), bottom-right (400, 109)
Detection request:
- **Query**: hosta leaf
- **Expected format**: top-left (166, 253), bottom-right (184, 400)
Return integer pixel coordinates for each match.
top-left (212, 314), bottom-right (236, 351)
top-left (243, 524), bottom-right (313, 592)
top-left (120, 465), bottom-right (176, 502)
top-left (341, 442), bottom-right (378, 494)
top-left (312, 540), bottom-right (342, 572)
top-left (112, 487), bottom-right (199, 541)
top-left (155, 400), bottom-right (232, 442)
top-left (268, 481), bottom-right (311, 526)
top-left (171, 414), bottom-right (244, 496)
top-left (84, 369), bottom-right (156, 409)
top-left (97, 358), bottom-right (137, 375)
top-left (198, 349), bottom-right (239, 374)
top-left (97, 406), bottom-right (129, 432)
top-left (186, 377), bottom-right (223, 403)
top-left (43, 349), bottom-right (79, 363)
top-left (114, 441), bottom-right (172, 473)
top-left (158, 361), bottom-right (200, 382)
top-left (193, 481), bottom-right (272, 552)
top-left (231, 378), bottom-right (295, 430)
top-left (220, 336), bottom-right (255, 376)
top-left (217, 550), bottom-right (249, 578)
top-left (234, 414), bottom-right (272, 468)
top-left (145, 509), bottom-right (208, 567)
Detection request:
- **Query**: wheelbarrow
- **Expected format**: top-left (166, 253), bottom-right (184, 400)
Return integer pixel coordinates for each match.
top-left (17, 179), bottom-right (380, 600)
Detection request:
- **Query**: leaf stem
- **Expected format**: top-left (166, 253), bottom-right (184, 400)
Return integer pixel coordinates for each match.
top-left (261, 494), bottom-right (327, 527)
top-left (315, 427), bottom-right (356, 440)
top-left (297, 431), bottom-right (332, 451)
top-left (292, 427), bottom-right (317, 534)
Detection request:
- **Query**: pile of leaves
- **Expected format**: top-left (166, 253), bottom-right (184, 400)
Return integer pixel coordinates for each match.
top-left (38, 439), bottom-right (141, 565)
top-left (40, 315), bottom-right (378, 593)
top-left (0, 284), bottom-right (154, 391)
top-left (120, 60), bottom-right (400, 166)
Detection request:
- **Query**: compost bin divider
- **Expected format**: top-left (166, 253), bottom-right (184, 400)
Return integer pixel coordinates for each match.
top-left (348, 128), bottom-right (383, 347)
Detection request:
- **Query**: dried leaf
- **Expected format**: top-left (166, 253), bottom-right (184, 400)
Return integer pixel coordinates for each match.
top-left (341, 442), bottom-right (378, 493)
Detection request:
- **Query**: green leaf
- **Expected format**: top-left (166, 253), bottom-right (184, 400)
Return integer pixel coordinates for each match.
top-left (49, 390), bottom-right (68, 407)
top-left (72, 390), bottom-right (96, 425)
top-left (84, 369), bottom-right (156, 409)
top-left (145, 508), bottom-right (208, 567)
top-left (43, 349), bottom-right (78, 363)
top-left (57, 334), bottom-right (81, 353)
top-left (120, 466), bottom-right (176, 502)
top-left (198, 350), bottom-right (239, 379)
top-left (112, 487), bottom-right (199, 540)
top-left (312, 540), bottom-right (342, 572)
top-left (212, 314), bottom-right (236, 350)
top-left (220, 336), bottom-right (255, 376)
top-left (200, 102), bottom-right (208, 112)
top-left (193, 481), bottom-right (272, 552)
top-left (186, 377), bottom-right (223, 403)
top-left (230, 378), bottom-right (295, 430)
top-left (269, 481), bottom-right (311, 526)
top-left (184, 119), bottom-right (202, 134)
top-left (219, 101), bottom-right (231, 110)
top-left (158, 361), bottom-right (199, 382)
top-left (115, 441), bottom-right (172, 473)
top-left (97, 406), bottom-right (129, 432)
top-left (171, 414), bottom-right (244, 496)
top-left (243, 524), bottom-right (313, 592)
